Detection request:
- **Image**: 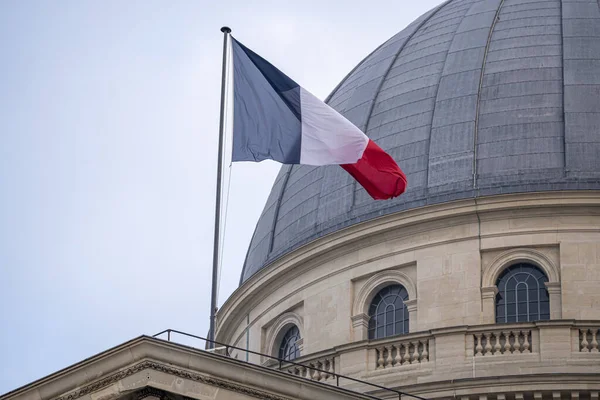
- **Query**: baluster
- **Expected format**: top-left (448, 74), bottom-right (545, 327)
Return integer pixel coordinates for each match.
top-left (421, 340), bottom-right (429, 361)
top-left (416, 341), bottom-right (423, 362)
top-left (484, 332), bottom-right (492, 355)
top-left (301, 366), bottom-right (307, 378)
top-left (513, 331), bottom-right (522, 353)
top-left (315, 362), bottom-right (322, 381)
top-left (409, 342), bottom-right (416, 364)
top-left (500, 331), bottom-right (509, 354)
top-left (522, 331), bottom-right (531, 353)
top-left (377, 347), bottom-right (385, 368)
top-left (308, 364), bottom-right (315, 380)
top-left (385, 345), bottom-right (393, 367)
top-left (591, 329), bottom-right (599, 353)
top-left (328, 357), bottom-right (335, 377)
top-left (321, 360), bottom-right (329, 380)
top-left (475, 334), bottom-right (483, 356)
top-left (403, 343), bottom-right (410, 365)
top-left (394, 344), bottom-right (402, 366)
top-left (475, 333), bottom-right (483, 356)
top-left (493, 332), bottom-right (502, 354)
top-left (581, 329), bottom-right (590, 352)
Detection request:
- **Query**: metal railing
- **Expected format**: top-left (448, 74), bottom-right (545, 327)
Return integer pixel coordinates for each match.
top-left (153, 329), bottom-right (428, 400)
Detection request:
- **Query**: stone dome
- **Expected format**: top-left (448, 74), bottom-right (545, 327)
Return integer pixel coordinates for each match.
top-left (240, 0), bottom-right (600, 283)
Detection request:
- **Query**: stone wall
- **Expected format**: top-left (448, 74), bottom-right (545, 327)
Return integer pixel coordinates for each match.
top-left (216, 191), bottom-right (600, 389)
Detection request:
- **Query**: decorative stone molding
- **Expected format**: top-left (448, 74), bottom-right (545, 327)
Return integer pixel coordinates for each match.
top-left (481, 248), bottom-right (561, 322)
top-left (51, 361), bottom-right (291, 400)
top-left (352, 269), bottom-right (417, 316)
top-left (263, 311), bottom-right (304, 361)
top-left (352, 269), bottom-right (417, 339)
top-left (482, 248), bottom-right (560, 288)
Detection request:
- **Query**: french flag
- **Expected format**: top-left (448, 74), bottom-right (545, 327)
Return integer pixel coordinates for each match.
top-left (231, 38), bottom-right (407, 200)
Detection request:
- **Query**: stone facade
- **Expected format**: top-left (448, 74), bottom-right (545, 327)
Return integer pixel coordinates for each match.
top-left (217, 191), bottom-right (600, 398)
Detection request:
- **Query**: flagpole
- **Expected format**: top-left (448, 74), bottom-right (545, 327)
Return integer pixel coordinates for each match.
top-left (208, 26), bottom-right (231, 349)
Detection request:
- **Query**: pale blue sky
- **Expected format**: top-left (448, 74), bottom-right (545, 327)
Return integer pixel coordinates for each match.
top-left (0, 0), bottom-right (440, 393)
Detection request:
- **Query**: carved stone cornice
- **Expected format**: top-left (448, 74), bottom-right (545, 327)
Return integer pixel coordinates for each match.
top-left (52, 361), bottom-right (292, 400)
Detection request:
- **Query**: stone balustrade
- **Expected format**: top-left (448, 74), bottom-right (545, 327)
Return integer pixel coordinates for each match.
top-left (373, 337), bottom-right (429, 369)
top-left (284, 355), bottom-right (336, 382)
top-left (265, 320), bottom-right (600, 395)
top-left (579, 326), bottom-right (600, 352)
top-left (441, 390), bottom-right (599, 400)
top-left (472, 328), bottom-right (532, 356)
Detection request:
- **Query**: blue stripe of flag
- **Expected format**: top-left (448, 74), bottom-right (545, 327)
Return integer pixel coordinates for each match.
top-left (231, 38), bottom-right (302, 164)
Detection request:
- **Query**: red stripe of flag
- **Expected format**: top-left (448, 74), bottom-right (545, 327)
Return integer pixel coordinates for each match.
top-left (341, 140), bottom-right (407, 200)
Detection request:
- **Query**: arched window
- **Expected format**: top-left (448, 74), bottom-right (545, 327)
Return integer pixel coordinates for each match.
top-left (368, 284), bottom-right (409, 339)
top-left (278, 325), bottom-right (301, 361)
top-left (495, 263), bottom-right (550, 323)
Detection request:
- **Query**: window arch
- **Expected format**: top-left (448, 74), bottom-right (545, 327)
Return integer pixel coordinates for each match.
top-left (368, 284), bottom-right (409, 339)
top-left (278, 325), bottom-right (301, 361)
top-left (495, 263), bottom-right (550, 323)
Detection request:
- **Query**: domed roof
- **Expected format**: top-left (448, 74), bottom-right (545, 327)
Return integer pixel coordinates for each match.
top-left (240, 0), bottom-right (600, 283)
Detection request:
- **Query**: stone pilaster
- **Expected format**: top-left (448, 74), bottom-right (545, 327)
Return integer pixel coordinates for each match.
top-left (481, 286), bottom-right (498, 324)
top-left (405, 299), bottom-right (418, 332)
top-left (546, 281), bottom-right (562, 319)
top-left (351, 313), bottom-right (370, 341)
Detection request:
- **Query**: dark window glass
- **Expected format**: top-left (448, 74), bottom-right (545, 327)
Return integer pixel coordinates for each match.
top-left (279, 325), bottom-right (301, 361)
top-left (368, 284), bottom-right (409, 340)
top-left (495, 263), bottom-right (550, 323)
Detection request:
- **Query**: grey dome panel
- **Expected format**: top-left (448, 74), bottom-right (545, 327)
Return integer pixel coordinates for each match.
top-left (240, 0), bottom-right (600, 284)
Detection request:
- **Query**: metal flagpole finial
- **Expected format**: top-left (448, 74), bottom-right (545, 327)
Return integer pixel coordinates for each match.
top-left (221, 26), bottom-right (231, 34)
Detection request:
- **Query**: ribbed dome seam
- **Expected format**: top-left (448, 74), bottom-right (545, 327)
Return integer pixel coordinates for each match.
top-left (351, 0), bottom-right (455, 209)
top-left (473, 0), bottom-right (507, 189)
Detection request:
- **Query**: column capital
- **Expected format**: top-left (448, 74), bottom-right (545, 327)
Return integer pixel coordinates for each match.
top-left (481, 286), bottom-right (498, 299)
top-left (351, 313), bottom-right (370, 329)
top-left (404, 298), bottom-right (418, 312)
top-left (545, 281), bottom-right (561, 293)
